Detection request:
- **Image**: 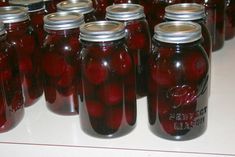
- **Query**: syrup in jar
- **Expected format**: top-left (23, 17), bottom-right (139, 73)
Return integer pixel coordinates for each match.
top-left (106, 4), bottom-right (151, 97)
top-left (148, 21), bottom-right (209, 140)
top-left (0, 22), bottom-right (24, 133)
top-left (42, 12), bottom-right (84, 115)
top-left (79, 21), bottom-right (136, 137)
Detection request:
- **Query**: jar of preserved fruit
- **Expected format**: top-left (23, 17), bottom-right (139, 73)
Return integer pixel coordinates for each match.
top-left (79, 21), bottom-right (136, 137)
top-left (148, 21), bottom-right (209, 140)
top-left (43, 0), bottom-right (56, 14)
top-left (42, 12), bottom-right (84, 115)
top-left (9, 0), bottom-right (46, 47)
top-left (106, 4), bottom-right (151, 97)
top-left (0, 22), bottom-right (24, 133)
top-left (0, 6), bottom-right (43, 107)
top-left (93, 0), bottom-right (113, 20)
top-left (194, 0), bottom-right (225, 51)
top-left (225, 0), bottom-right (235, 40)
top-left (113, 0), bottom-right (139, 4)
top-left (57, 0), bottom-right (96, 22)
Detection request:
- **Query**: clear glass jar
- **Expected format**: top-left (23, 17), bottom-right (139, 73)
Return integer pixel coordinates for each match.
top-left (43, 0), bottom-right (56, 14)
top-left (148, 21), bottom-right (209, 140)
top-left (113, 0), bottom-right (139, 4)
top-left (225, 0), bottom-right (235, 40)
top-left (0, 22), bottom-right (24, 133)
top-left (57, 0), bottom-right (96, 22)
top-left (0, 6), bottom-right (43, 107)
top-left (194, 0), bottom-right (225, 51)
top-left (42, 12), bottom-right (84, 115)
top-left (106, 4), bottom-right (151, 97)
top-left (79, 21), bottom-right (136, 138)
top-left (93, 0), bottom-right (113, 20)
top-left (9, 0), bottom-right (46, 47)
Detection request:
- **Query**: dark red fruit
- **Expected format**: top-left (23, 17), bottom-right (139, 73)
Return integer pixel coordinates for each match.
top-left (84, 58), bottom-right (108, 85)
top-left (44, 86), bottom-right (56, 104)
top-left (89, 44), bottom-right (113, 58)
top-left (19, 57), bottom-right (33, 73)
top-left (183, 51), bottom-right (208, 82)
top-left (127, 32), bottom-right (146, 49)
top-left (125, 86), bottom-right (136, 103)
top-left (0, 69), bottom-right (12, 81)
top-left (19, 35), bottom-right (35, 55)
top-left (57, 65), bottom-right (75, 88)
top-left (150, 58), bottom-right (176, 87)
top-left (125, 105), bottom-right (136, 125)
top-left (126, 21), bottom-right (142, 32)
top-left (86, 100), bottom-right (104, 118)
top-left (111, 50), bottom-right (132, 75)
top-left (167, 85), bottom-right (197, 108)
top-left (43, 53), bottom-right (66, 77)
top-left (106, 107), bottom-right (123, 130)
top-left (98, 82), bottom-right (123, 106)
top-left (11, 92), bottom-right (23, 112)
top-left (160, 119), bottom-right (176, 135)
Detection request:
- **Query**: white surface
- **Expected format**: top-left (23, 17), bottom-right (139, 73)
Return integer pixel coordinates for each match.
top-left (1, 39), bottom-right (235, 157)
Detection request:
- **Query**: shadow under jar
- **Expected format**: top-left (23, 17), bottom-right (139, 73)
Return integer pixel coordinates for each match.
top-left (106, 3), bottom-right (151, 98)
top-left (79, 21), bottom-right (137, 138)
top-left (0, 22), bottom-right (24, 133)
top-left (56, 0), bottom-right (97, 23)
top-left (0, 6), bottom-right (43, 107)
top-left (148, 21), bottom-right (209, 141)
top-left (42, 12), bottom-right (84, 115)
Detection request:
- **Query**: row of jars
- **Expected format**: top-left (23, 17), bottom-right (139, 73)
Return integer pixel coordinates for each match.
top-left (0, 2), bottom-right (211, 141)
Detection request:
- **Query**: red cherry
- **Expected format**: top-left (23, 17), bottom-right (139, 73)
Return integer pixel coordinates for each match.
top-left (126, 21), bottom-right (142, 32)
top-left (98, 82), bottom-right (123, 106)
top-left (167, 85), bottom-right (198, 108)
top-left (86, 100), bottom-right (104, 118)
top-left (111, 50), bottom-right (132, 75)
top-left (160, 119), bottom-right (176, 135)
top-left (43, 53), bottom-right (66, 77)
top-left (149, 96), bottom-right (171, 117)
top-left (150, 58), bottom-right (176, 87)
top-left (0, 69), bottom-right (12, 81)
top-left (84, 58), bottom-right (108, 85)
top-left (88, 44), bottom-right (113, 58)
top-left (19, 57), bottom-right (33, 73)
top-left (127, 33), bottom-right (146, 49)
top-left (44, 86), bottom-right (56, 104)
top-left (19, 35), bottom-right (35, 55)
top-left (57, 65), bottom-right (75, 88)
top-left (183, 51), bottom-right (208, 82)
top-left (68, 36), bottom-right (80, 52)
top-left (106, 107), bottom-right (123, 130)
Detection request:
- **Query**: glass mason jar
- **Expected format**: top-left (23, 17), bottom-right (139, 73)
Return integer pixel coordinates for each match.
top-left (194, 0), bottom-right (225, 51)
top-left (43, 0), bottom-right (57, 14)
top-left (106, 4), bottom-right (151, 97)
top-left (0, 6), bottom-right (43, 107)
top-left (113, 0), bottom-right (139, 4)
top-left (0, 22), bottom-right (24, 133)
top-left (9, 0), bottom-right (46, 48)
top-left (42, 12), bottom-right (84, 115)
top-left (79, 21), bottom-right (136, 138)
top-left (225, 0), bottom-right (235, 40)
top-left (148, 21), bottom-right (209, 140)
top-left (57, 0), bottom-right (96, 22)
top-left (92, 0), bottom-right (113, 20)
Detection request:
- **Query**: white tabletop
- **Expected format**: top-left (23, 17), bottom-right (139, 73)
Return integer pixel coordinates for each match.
top-left (1, 38), bottom-right (235, 157)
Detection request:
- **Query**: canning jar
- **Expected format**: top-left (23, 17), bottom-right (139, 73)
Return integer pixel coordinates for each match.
top-left (113, 0), bottom-right (139, 4)
top-left (57, 0), bottom-right (96, 22)
top-left (106, 4), bottom-right (151, 97)
top-left (79, 21), bottom-right (136, 138)
top-left (9, 0), bottom-right (46, 47)
top-left (44, 0), bottom-right (56, 14)
top-left (148, 21), bottom-right (209, 140)
top-left (42, 12), bottom-right (84, 115)
top-left (0, 6), bottom-right (43, 106)
top-left (225, 0), bottom-right (235, 40)
top-left (194, 0), bottom-right (225, 51)
top-left (93, 0), bottom-right (113, 20)
top-left (0, 22), bottom-right (24, 133)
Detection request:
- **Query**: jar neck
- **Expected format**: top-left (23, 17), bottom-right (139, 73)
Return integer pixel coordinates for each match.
top-left (45, 28), bottom-right (80, 36)
top-left (81, 38), bottom-right (125, 47)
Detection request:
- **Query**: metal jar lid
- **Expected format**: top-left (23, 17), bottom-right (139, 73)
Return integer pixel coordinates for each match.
top-left (106, 3), bottom-right (145, 21)
top-left (57, 0), bottom-right (94, 14)
top-left (0, 22), bottom-right (5, 36)
top-left (9, 0), bottom-right (44, 12)
top-left (153, 21), bottom-right (202, 44)
top-left (44, 11), bottom-right (84, 31)
top-left (0, 6), bottom-right (29, 23)
top-left (165, 3), bottom-right (205, 21)
top-left (79, 21), bottom-right (126, 42)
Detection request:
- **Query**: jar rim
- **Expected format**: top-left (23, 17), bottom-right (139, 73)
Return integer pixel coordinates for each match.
top-left (0, 6), bottom-right (29, 23)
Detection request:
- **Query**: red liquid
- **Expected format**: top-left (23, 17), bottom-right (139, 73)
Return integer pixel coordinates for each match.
top-left (148, 40), bottom-right (209, 140)
top-left (5, 21), bottom-right (43, 107)
top-left (0, 33), bottom-right (24, 133)
top-left (80, 39), bottom-right (136, 137)
top-left (225, 0), bottom-right (235, 40)
top-left (113, 0), bottom-right (139, 3)
top-left (44, 0), bottom-right (57, 14)
top-left (93, 0), bottom-right (113, 20)
top-left (42, 29), bottom-right (80, 115)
